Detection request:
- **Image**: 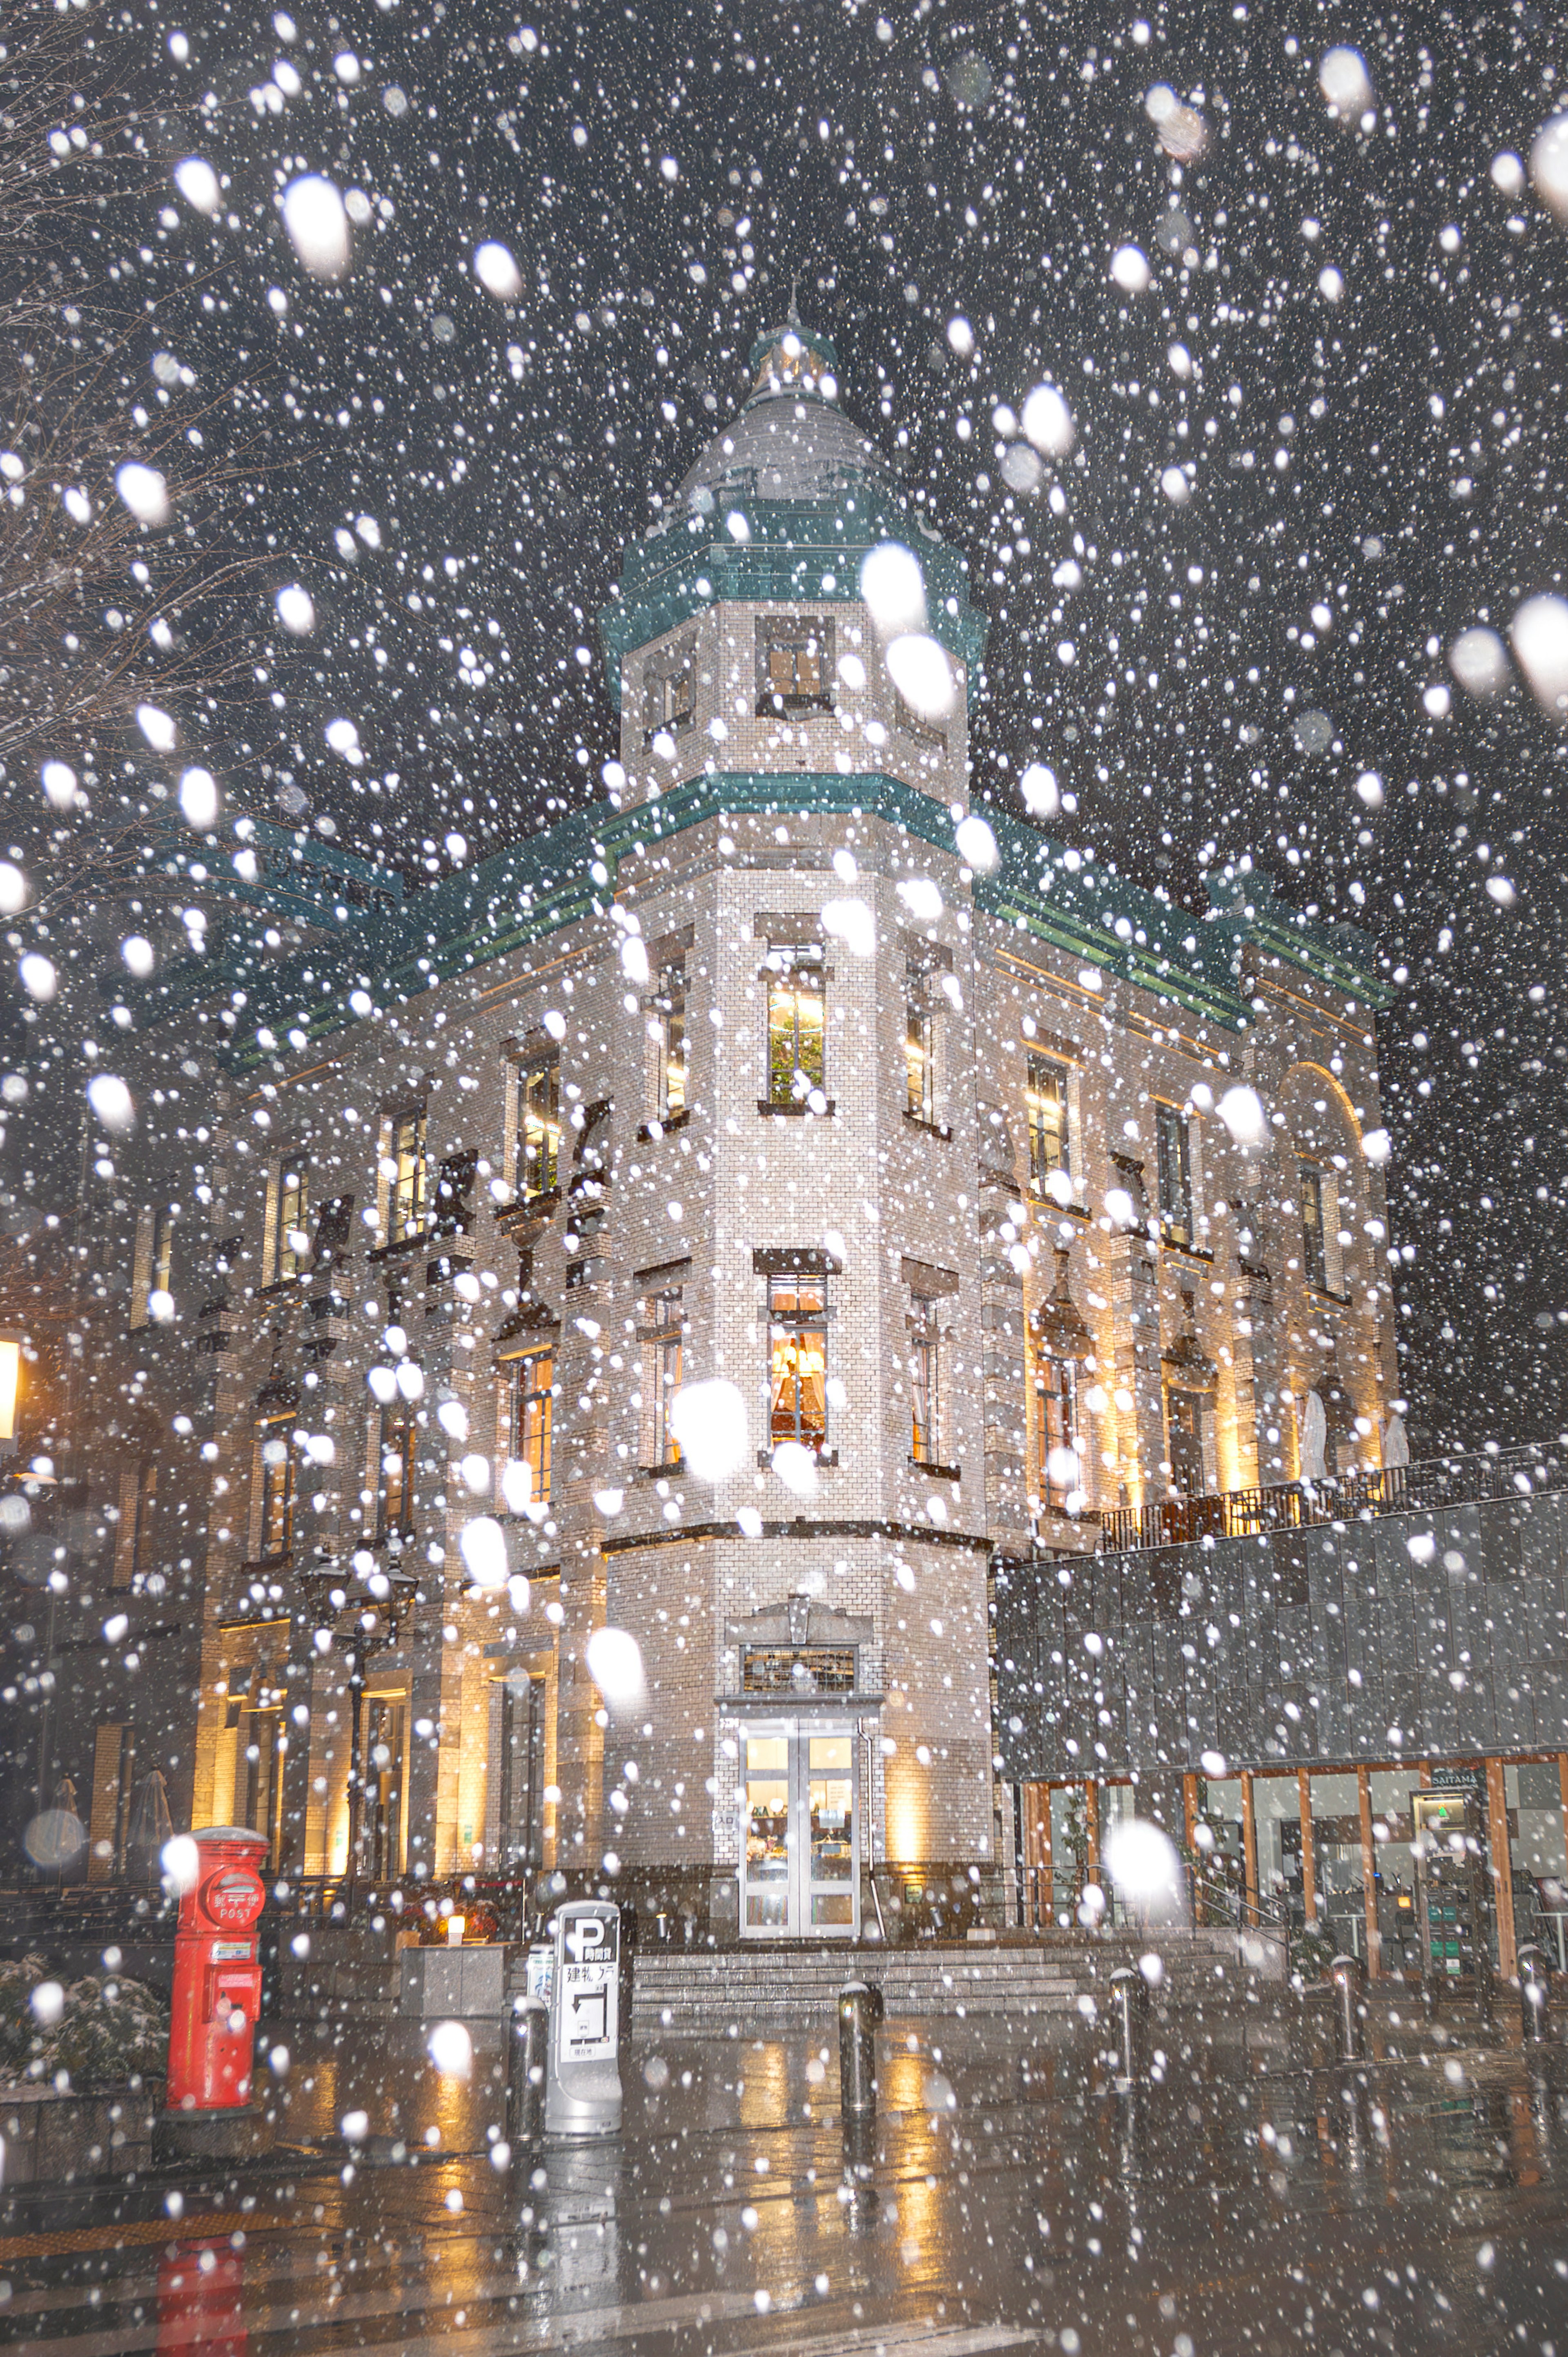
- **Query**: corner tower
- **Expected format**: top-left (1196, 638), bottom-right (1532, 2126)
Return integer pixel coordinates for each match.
top-left (600, 321), bottom-right (986, 810)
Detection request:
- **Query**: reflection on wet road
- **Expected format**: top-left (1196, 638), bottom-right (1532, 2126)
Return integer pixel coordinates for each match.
top-left (2, 2006), bottom-right (1568, 2354)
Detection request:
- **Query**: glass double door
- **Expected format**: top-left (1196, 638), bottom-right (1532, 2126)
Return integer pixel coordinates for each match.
top-left (741, 1724), bottom-right (858, 1939)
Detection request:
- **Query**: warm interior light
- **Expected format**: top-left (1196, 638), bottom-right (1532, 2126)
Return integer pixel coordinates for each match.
top-left (446, 1914), bottom-right (466, 1947)
top-left (0, 1338), bottom-right (19, 1442)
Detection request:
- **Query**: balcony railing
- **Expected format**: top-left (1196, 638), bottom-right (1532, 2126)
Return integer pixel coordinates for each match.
top-left (1097, 1441), bottom-right (1568, 1554)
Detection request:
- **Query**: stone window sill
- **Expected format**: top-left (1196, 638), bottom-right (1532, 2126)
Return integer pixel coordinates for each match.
top-left (758, 1097), bottom-right (835, 1118)
top-left (909, 1459), bottom-right (962, 1481)
top-left (902, 1111), bottom-right (953, 1142)
top-left (637, 1108), bottom-right (693, 1142)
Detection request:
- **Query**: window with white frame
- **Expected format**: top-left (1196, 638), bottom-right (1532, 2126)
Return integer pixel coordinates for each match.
top-left (765, 952), bottom-right (826, 1105)
top-left (1155, 1104), bottom-right (1194, 1249)
top-left (905, 959), bottom-right (936, 1124)
top-left (130, 1203), bottom-right (177, 1327)
top-left (755, 614), bottom-right (834, 715)
top-left (652, 960), bottom-right (687, 1122)
top-left (1031, 1345), bottom-right (1079, 1513)
top-left (908, 1294), bottom-right (940, 1465)
top-left (267, 1159), bottom-right (310, 1284)
top-left (1025, 1055), bottom-right (1070, 1193)
top-left (255, 1418), bottom-right (296, 1560)
top-left (642, 638), bottom-right (695, 742)
top-left (505, 1348), bottom-right (554, 1506)
top-left (639, 1282), bottom-right (685, 1467)
top-left (767, 1272), bottom-right (829, 1453)
top-left (383, 1109), bottom-right (428, 1244)
top-left (514, 1056), bottom-right (561, 1202)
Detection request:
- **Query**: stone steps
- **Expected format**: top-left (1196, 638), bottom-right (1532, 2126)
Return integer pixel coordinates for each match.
top-left (630, 1930), bottom-right (1270, 2029)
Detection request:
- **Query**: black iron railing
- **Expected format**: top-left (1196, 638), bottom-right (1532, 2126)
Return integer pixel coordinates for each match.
top-left (1097, 1442), bottom-right (1568, 1554)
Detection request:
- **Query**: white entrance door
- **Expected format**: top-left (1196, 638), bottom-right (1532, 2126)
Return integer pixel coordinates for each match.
top-left (739, 1724), bottom-right (859, 1938)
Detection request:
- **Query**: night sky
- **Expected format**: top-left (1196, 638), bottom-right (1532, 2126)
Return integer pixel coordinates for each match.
top-left (8, 0), bottom-right (1568, 1452)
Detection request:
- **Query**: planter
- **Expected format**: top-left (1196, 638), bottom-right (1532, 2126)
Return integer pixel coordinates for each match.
top-left (0, 2083), bottom-right (155, 2183)
top-left (398, 1942), bottom-right (510, 2019)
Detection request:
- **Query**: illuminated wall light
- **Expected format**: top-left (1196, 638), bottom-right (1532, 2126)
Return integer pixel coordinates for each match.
top-left (0, 1336), bottom-right (20, 1444)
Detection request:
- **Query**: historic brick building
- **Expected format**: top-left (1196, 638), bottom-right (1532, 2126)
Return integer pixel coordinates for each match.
top-left (51, 321), bottom-right (1398, 1939)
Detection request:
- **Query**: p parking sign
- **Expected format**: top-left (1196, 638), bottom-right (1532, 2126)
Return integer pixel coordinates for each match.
top-left (546, 1901), bottom-right (624, 2135)
top-left (558, 1906), bottom-right (619, 2063)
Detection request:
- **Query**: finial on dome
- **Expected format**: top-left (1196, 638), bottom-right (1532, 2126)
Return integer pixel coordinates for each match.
top-left (747, 306), bottom-right (839, 403)
top-left (787, 270), bottom-right (803, 329)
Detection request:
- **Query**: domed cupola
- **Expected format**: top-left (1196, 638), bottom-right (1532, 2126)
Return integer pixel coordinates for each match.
top-left (676, 321), bottom-right (894, 512)
top-left (597, 308), bottom-right (987, 809)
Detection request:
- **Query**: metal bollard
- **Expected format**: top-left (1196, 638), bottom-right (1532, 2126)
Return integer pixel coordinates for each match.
top-left (1330, 1954), bottom-right (1365, 2063)
top-left (1108, 1967), bottom-right (1145, 2087)
top-left (838, 1980), bottom-right (882, 2122)
top-left (1520, 1944), bottom-right (1552, 2043)
top-left (506, 1996), bottom-right (548, 2159)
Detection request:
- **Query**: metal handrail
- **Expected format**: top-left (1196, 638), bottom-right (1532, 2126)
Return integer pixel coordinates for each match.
top-left (1097, 1441), bottom-right (1566, 1554)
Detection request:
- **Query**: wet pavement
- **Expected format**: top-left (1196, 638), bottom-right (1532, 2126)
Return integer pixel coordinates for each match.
top-left (2, 1998), bottom-right (1568, 2355)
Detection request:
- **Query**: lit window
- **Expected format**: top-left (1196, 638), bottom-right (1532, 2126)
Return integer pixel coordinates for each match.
top-left (1032, 1347), bottom-right (1078, 1512)
top-left (1155, 1104), bottom-right (1193, 1249)
top-left (654, 963), bottom-right (687, 1122)
top-left (909, 1296), bottom-right (940, 1464)
top-left (256, 1420), bottom-right (296, 1559)
top-left (641, 1289), bottom-right (684, 1466)
top-left (768, 1274), bottom-right (828, 1452)
top-left (1025, 1055), bottom-right (1069, 1191)
top-left (766, 959), bottom-right (825, 1104)
top-left (271, 1162), bottom-right (310, 1282)
top-left (905, 964), bottom-right (935, 1123)
top-left (755, 615), bottom-right (834, 714)
top-left (151, 1206), bottom-right (175, 1299)
top-left (508, 1349), bottom-right (554, 1505)
top-left (386, 1110), bottom-right (428, 1243)
top-left (1299, 1163), bottom-right (1327, 1291)
top-left (516, 1059), bottom-right (561, 1201)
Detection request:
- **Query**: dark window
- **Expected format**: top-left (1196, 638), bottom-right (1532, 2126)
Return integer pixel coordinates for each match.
top-left (1033, 1347), bottom-right (1079, 1511)
top-left (257, 1421), bottom-right (296, 1558)
top-left (379, 1403), bottom-right (417, 1537)
top-left (768, 1273), bottom-right (828, 1451)
top-left (755, 616), bottom-right (834, 715)
top-left (1026, 1056), bottom-right (1070, 1190)
top-left (641, 1288), bottom-right (684, 1466)
top-left (643, 646), bottom-right (695, 740)
top-left (1299, 1163), bottom-right (1327, 1291)
top-left (766, 959), bottom-right (825, 1103)
top-left (1155, 1104), bottom-right (1193, 1248)
top-left (1166, 1388), bottom-right (1207, 1496)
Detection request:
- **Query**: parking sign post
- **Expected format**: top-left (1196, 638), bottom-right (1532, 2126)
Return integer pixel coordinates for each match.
top-left (545, 1900), bottom-right (624, 2136)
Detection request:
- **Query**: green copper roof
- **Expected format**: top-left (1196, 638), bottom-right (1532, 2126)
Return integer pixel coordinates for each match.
top-left (598, 493), bottom-right (987, 704)
top-left (131, 772), bottom-right (1385, 1074)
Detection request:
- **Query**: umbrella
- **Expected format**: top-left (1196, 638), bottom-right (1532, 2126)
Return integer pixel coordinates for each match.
top-left (1298, 1389), bottom-right (1327, 1483)
top-left (1382, 1411), bottom-right (1410, 1470)
top-left (127, 1768), bottom-right (173, 1877)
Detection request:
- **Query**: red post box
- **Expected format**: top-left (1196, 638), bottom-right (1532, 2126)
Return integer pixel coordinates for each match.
top-left (166, 1826), bottom-right (269, 2115)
